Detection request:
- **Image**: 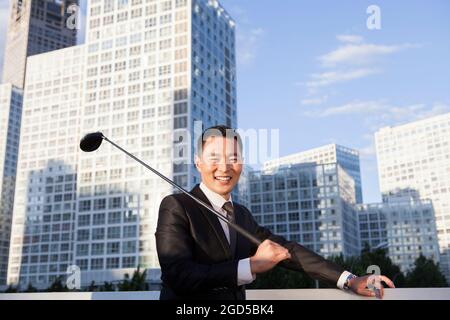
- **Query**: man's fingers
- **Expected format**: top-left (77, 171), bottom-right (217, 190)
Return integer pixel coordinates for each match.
top-left (267, 242), bottom-right (289, 254)
top-left (276, 249), bottom-right (291, 259)
top-left (261, 240), bottom-right (291, 261)
top-left (380, 275), bottom-right (395, 288)
top-left (274, 251), bottom-right (291, 262)
top-left (269, 241), bottom-right (284, 249)
top-left (358, 289), bottom-right (376, 297)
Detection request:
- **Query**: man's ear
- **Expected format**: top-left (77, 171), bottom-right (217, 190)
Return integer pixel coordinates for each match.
top-left (194, 155), bottom-right (202, 172)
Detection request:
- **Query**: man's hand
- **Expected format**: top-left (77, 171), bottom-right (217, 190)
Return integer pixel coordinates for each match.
top-left (250, 239), bottom-right (291, 274)
top-left (348, 274), bottom-right (396, 299)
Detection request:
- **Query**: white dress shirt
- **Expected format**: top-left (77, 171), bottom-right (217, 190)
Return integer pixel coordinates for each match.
top-left (199, 183), bottom-right (353, 289)
top-left (199, 183), bottom-right (255, 286)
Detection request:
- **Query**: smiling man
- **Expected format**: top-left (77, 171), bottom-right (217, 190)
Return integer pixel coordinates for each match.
top-left (155, 125), bottom-right (395, 300)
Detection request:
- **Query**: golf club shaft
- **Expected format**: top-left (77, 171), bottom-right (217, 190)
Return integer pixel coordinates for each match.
top-left (102, 135), bottom-right (262, 246)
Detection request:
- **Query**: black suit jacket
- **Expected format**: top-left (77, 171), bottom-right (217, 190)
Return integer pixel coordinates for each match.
top-left (155, 185), bottom-right (344, 300)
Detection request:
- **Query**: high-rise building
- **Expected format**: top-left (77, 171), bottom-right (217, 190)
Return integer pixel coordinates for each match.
top-left (7, 45), bottom-right (85, 286)
top-left (7, 0), bottom-right (236, 288)
top-left (0, 0), bottom-right (79, 286)
top-left (357, 200), bottom-right (440, 273)
top-left (0, 84), bottom-right (23, 285)
top-left (375, 112), bottom-right (450, 279)
top-left (248, 163), bottom-right (360, 258)
top-left (263, 144), bottom-right (363, 203)
top-left (2, 0), bottom-right (78, 88)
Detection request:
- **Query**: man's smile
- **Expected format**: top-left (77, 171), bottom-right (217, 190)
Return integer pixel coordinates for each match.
top-left (214, 175), bottom-right (232, 181)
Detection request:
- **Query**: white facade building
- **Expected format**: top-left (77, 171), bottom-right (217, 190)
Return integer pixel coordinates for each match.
top-left (375, 112), bottom-right (450, 279)
top-left (357, 201), bottom-right (440, 273)
top-left (7, 45), bottom-right (85, 287)
top-left (248, 163), bottom-right (360, 259)
top-left (1, 0), bottom-right (79, 286)
top-left (263, 144), bottom-right (363, 203)
top-left (0, 84), bottom-right (23, 285)
top-left (7, 0), bottom-right (236, 288)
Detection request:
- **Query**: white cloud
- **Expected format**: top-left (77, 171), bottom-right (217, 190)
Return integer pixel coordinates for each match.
top-left (227, 4), bottom-right (264, 67)
top-left (305, 100), bottom-right (386, 117)
top-left (319, 42), bottom-right (418, 67)
top-left (236, 27), bottom-right (264, 66)
top-left (299, 35), bottom-right (421, 104)
top-left (228, 5), bottom-right (250, 24)
top-left (305, 68), bottom-right (380, 88)
top-left (359, 142), bottom-right (376, 157)
top-left (300, 95), bottom-right (328, 106)
top-left (336, 34), bottom-right (364, 44)
top-left (358, 133), bottom-right (377, 159)
top-left (305, 100), bottom-right (450, 126)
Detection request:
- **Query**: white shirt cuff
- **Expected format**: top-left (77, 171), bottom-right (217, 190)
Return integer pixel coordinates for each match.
top-left (237, 258), bottom-right (256, 286)
top-left (337, 271), bottom-right (353, 289)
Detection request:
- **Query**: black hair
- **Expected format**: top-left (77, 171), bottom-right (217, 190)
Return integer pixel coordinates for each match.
top-left (196, 125), bottom-right (243, 156)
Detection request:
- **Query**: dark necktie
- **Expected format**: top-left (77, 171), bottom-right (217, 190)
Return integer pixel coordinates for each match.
top-left (222, 201), bottom-right (237, 257)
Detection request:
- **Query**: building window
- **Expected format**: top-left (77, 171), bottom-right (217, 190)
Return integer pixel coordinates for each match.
top-left (107, 226), bottom-right (121, 239)
top-left (91, 258), bottom-right (104, 270)
top-left (107, 242), bottom-right (120, 254)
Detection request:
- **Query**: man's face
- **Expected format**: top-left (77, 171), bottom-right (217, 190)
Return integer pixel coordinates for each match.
top-left (195, 136), bottom-right (243, 199)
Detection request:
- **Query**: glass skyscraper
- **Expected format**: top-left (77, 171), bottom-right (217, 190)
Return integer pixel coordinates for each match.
top-left (0, 84), bottom-right (23, 285)
top-left (2, 0), bottom-right (78, 89)
top-left (263, 144), bottom-right (363, 204)
top-left (248, 163), bottom-right (360, 259)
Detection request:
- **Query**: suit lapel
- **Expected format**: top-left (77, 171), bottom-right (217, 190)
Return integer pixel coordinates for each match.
top-left (190, 185), bottom-right (232, 259)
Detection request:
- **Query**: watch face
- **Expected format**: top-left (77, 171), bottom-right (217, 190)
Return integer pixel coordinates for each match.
top-left (345, 275), bottom-right (356, 289)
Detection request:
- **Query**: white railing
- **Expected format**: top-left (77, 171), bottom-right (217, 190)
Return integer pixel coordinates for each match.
top-left (0, 288), bottom-right (449, 300)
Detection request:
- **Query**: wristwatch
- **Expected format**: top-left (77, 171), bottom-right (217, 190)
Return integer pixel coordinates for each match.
top-left (343, 274), bottom-right (358, 290)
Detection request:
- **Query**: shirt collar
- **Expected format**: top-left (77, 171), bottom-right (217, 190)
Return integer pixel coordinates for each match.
top-left (199, 182), bottom-right (233, 209)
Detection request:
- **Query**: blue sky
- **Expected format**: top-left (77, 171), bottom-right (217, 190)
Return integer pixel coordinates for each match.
top-left (0, 0), bottom-right (449, 203)
top-left (220, 0), bottom-right (450, 202)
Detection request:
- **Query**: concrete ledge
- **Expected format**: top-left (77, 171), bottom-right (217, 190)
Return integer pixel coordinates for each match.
top-left (0, 288), bottom-right (449, 300)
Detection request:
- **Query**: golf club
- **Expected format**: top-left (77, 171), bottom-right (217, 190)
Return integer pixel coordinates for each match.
top-left (79, 131), bottom-right (262, 246)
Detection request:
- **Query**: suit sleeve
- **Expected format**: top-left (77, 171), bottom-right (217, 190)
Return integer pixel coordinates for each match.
top-left (243, 206), bottom-right (344, 286)
top-left (155, 195), bottom-right (239, 295)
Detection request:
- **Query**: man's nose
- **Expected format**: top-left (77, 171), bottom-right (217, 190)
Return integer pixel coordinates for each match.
top-left (217, 160), bottom-right (231, 171)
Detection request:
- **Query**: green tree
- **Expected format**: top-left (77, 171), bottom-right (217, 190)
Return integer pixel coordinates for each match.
top-left (4, 285), bottom-right (18, 293)
top-left (118, 273), bottom-right (131, 291)
top-left (117, 267), bottom-right (149, 291)
top-left (24, 283), bottom-right (38, 292)
top-left (46, 277), bottom-right (69, 292)
top-left (87, 281), bottom-right (97, 292)
top-left (359, 245), bottom-right (406, 287)
top-left (405, 255), bottom-right (448, 287)
top-left (99, 281), bottom-right (116, 292)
